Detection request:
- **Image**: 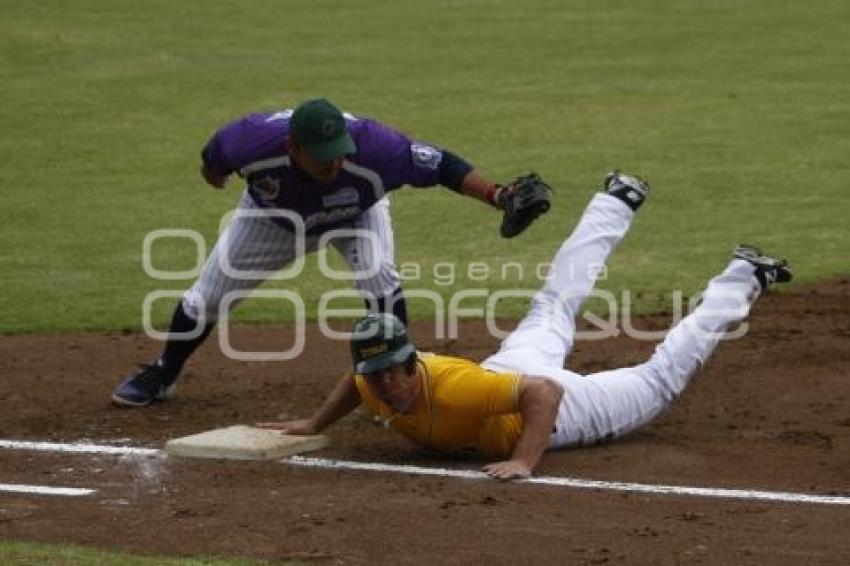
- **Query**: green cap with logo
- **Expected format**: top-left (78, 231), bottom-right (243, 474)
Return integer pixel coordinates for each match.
top-left (290, 98), bottom-right (357, 162)
top-left (351, 313), bottom-right (416, 374)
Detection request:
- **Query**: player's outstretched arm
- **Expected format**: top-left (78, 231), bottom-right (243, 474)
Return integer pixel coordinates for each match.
top-left (457, 169), bottom-right (502, 206)
top-left (256, 370), bottom-right (362, 435)
top-left (432, 149), bottom-right (504, 208)
top-left (458, 169), bottom-right (553, 238)
top-left (482, 375), bottom-right (563, 480)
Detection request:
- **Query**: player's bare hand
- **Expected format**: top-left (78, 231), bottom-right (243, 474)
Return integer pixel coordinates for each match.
top-left (255, 419), bottom-right (318, 435)
top-left (482, 459), bottom-right (532, 481)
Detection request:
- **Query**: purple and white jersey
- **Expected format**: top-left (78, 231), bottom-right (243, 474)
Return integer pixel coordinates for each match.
top-left (202, 110), bottom-right (444, 235)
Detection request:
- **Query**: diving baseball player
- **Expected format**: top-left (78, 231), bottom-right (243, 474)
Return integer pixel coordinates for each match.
top-left (113, 98), bottom-right (552, 407)
top-left (258, 171), bottom-right (792, 479)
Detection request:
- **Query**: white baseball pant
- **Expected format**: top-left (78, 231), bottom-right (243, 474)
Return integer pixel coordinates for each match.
top-left (481, 193), bottom-right (763, 449)
top-left (182, 190), bottom-right (401, 322)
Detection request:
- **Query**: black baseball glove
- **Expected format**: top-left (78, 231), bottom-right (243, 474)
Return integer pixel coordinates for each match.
top-left (497, 173), bottom-right (553, 238)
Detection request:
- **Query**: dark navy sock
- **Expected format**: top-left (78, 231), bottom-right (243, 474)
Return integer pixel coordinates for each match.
top-left (158, 303), bottom-right (215, 376)
top-left (366, 288), bottom-right (409, 325)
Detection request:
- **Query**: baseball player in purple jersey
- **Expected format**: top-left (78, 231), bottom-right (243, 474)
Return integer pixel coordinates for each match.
top-left (112, 98), bottom-right (552, 407)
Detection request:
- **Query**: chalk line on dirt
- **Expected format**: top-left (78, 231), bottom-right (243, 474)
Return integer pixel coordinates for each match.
top-left (2, 438), bottom-right (848, 506)
top-left (284, 456), bottom-right (850, 506)
top-left (0, 483), bottom-right (95, 497)
top-left (0, 439), bottom-right (159, 457)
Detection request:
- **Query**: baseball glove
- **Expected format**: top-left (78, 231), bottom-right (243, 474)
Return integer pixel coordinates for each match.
top-left (497, 173), bottom-right (553, 238)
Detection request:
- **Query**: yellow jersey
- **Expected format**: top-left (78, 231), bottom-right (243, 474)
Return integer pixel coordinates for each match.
top-left (354, 353), bottom-right (524, 457)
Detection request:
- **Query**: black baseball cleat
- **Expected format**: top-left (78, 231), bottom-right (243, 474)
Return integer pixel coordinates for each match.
top-left (111, 361), bottom-right (179, 407)
top-left (733, 244), bottom-right (793, 290)
top-left (604, 170), bottom-right (650, 211)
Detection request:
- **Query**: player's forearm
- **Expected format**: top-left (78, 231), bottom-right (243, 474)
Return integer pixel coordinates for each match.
top-left (459, 169), bottom-right (502, 208)
top-left (308, 370), bottom-right (362, 431)
top-left (510, 377), bottom-right (564, 472)
top-left (435, 150), bottom-right (500, 208)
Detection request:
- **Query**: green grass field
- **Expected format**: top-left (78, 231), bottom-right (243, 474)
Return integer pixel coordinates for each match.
top-left (1, 1), bottom-right (848, 563)
top-left (1, 0), bottom-right (848, 334)
top-left (0, 540), bottom-right (285, 565)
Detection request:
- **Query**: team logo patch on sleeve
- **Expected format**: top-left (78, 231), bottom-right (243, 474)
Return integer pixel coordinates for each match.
top-left (411, 143), bottom-right (443, 170)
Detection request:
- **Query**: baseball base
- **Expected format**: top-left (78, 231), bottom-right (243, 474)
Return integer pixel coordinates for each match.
top-left (165, 425), bottom-right (329, 461)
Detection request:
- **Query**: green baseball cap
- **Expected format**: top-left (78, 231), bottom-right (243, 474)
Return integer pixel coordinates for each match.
top-left (290, 98), bottom-right (356, 162)
top-left (351, 314), bottom-right (416, 374)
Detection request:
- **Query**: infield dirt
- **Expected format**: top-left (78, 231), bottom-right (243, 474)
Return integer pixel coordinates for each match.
top-left (1, 280), bottom-right (849, 565)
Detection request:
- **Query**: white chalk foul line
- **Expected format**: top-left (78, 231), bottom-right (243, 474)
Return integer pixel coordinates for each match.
top-left (2, 438), bottom-right (849, 506)
top-left (0, 439), bottom-right (159, 457)
top-left (0, 483), bottom-right (95, 497)
top-left (284, 456), bottom-right (850, 507)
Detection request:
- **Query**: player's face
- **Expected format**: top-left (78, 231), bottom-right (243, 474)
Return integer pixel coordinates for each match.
top-left (288, 141), bottom-right (346, 184)
top-left (365, 364), bottom-right (421, 414)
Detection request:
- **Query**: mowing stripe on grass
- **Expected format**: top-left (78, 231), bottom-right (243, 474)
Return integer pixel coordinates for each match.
top-left (0, 483), bottom-right (95, 497)
top-left (2, 438), bottom-right (849, 506)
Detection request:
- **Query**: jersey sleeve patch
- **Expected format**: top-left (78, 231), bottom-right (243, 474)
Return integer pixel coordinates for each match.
top-left (410, 143), bottom-right (443, 170)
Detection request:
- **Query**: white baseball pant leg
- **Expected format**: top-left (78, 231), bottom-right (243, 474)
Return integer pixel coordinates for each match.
top-left (183, 192), bottom-right (401, 323)
top-left (547, 258), bottom-right (763, 448)
top-left (330, 197), bottom-right (402, 307)
top-left (481, 193), bottom-right (635, 375)
top-left (182, 191), bottom-right (323, 322)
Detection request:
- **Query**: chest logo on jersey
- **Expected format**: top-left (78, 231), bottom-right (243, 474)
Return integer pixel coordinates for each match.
top-left (252, 176), bottom-right (281, 201)
top-left (322, 186), bottom-right (360, 208)
top-left (303, 206), bottom-right (361, 231)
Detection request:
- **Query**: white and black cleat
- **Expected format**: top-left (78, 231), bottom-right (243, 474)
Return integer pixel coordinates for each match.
top-left (604, 170), bottom-right (650, 211)
top-left (733, 244), bottom-right (793, 291)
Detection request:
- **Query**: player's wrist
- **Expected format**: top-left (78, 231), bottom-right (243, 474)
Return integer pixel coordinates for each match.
top-left (486, 184), bottom-right (505, 209)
